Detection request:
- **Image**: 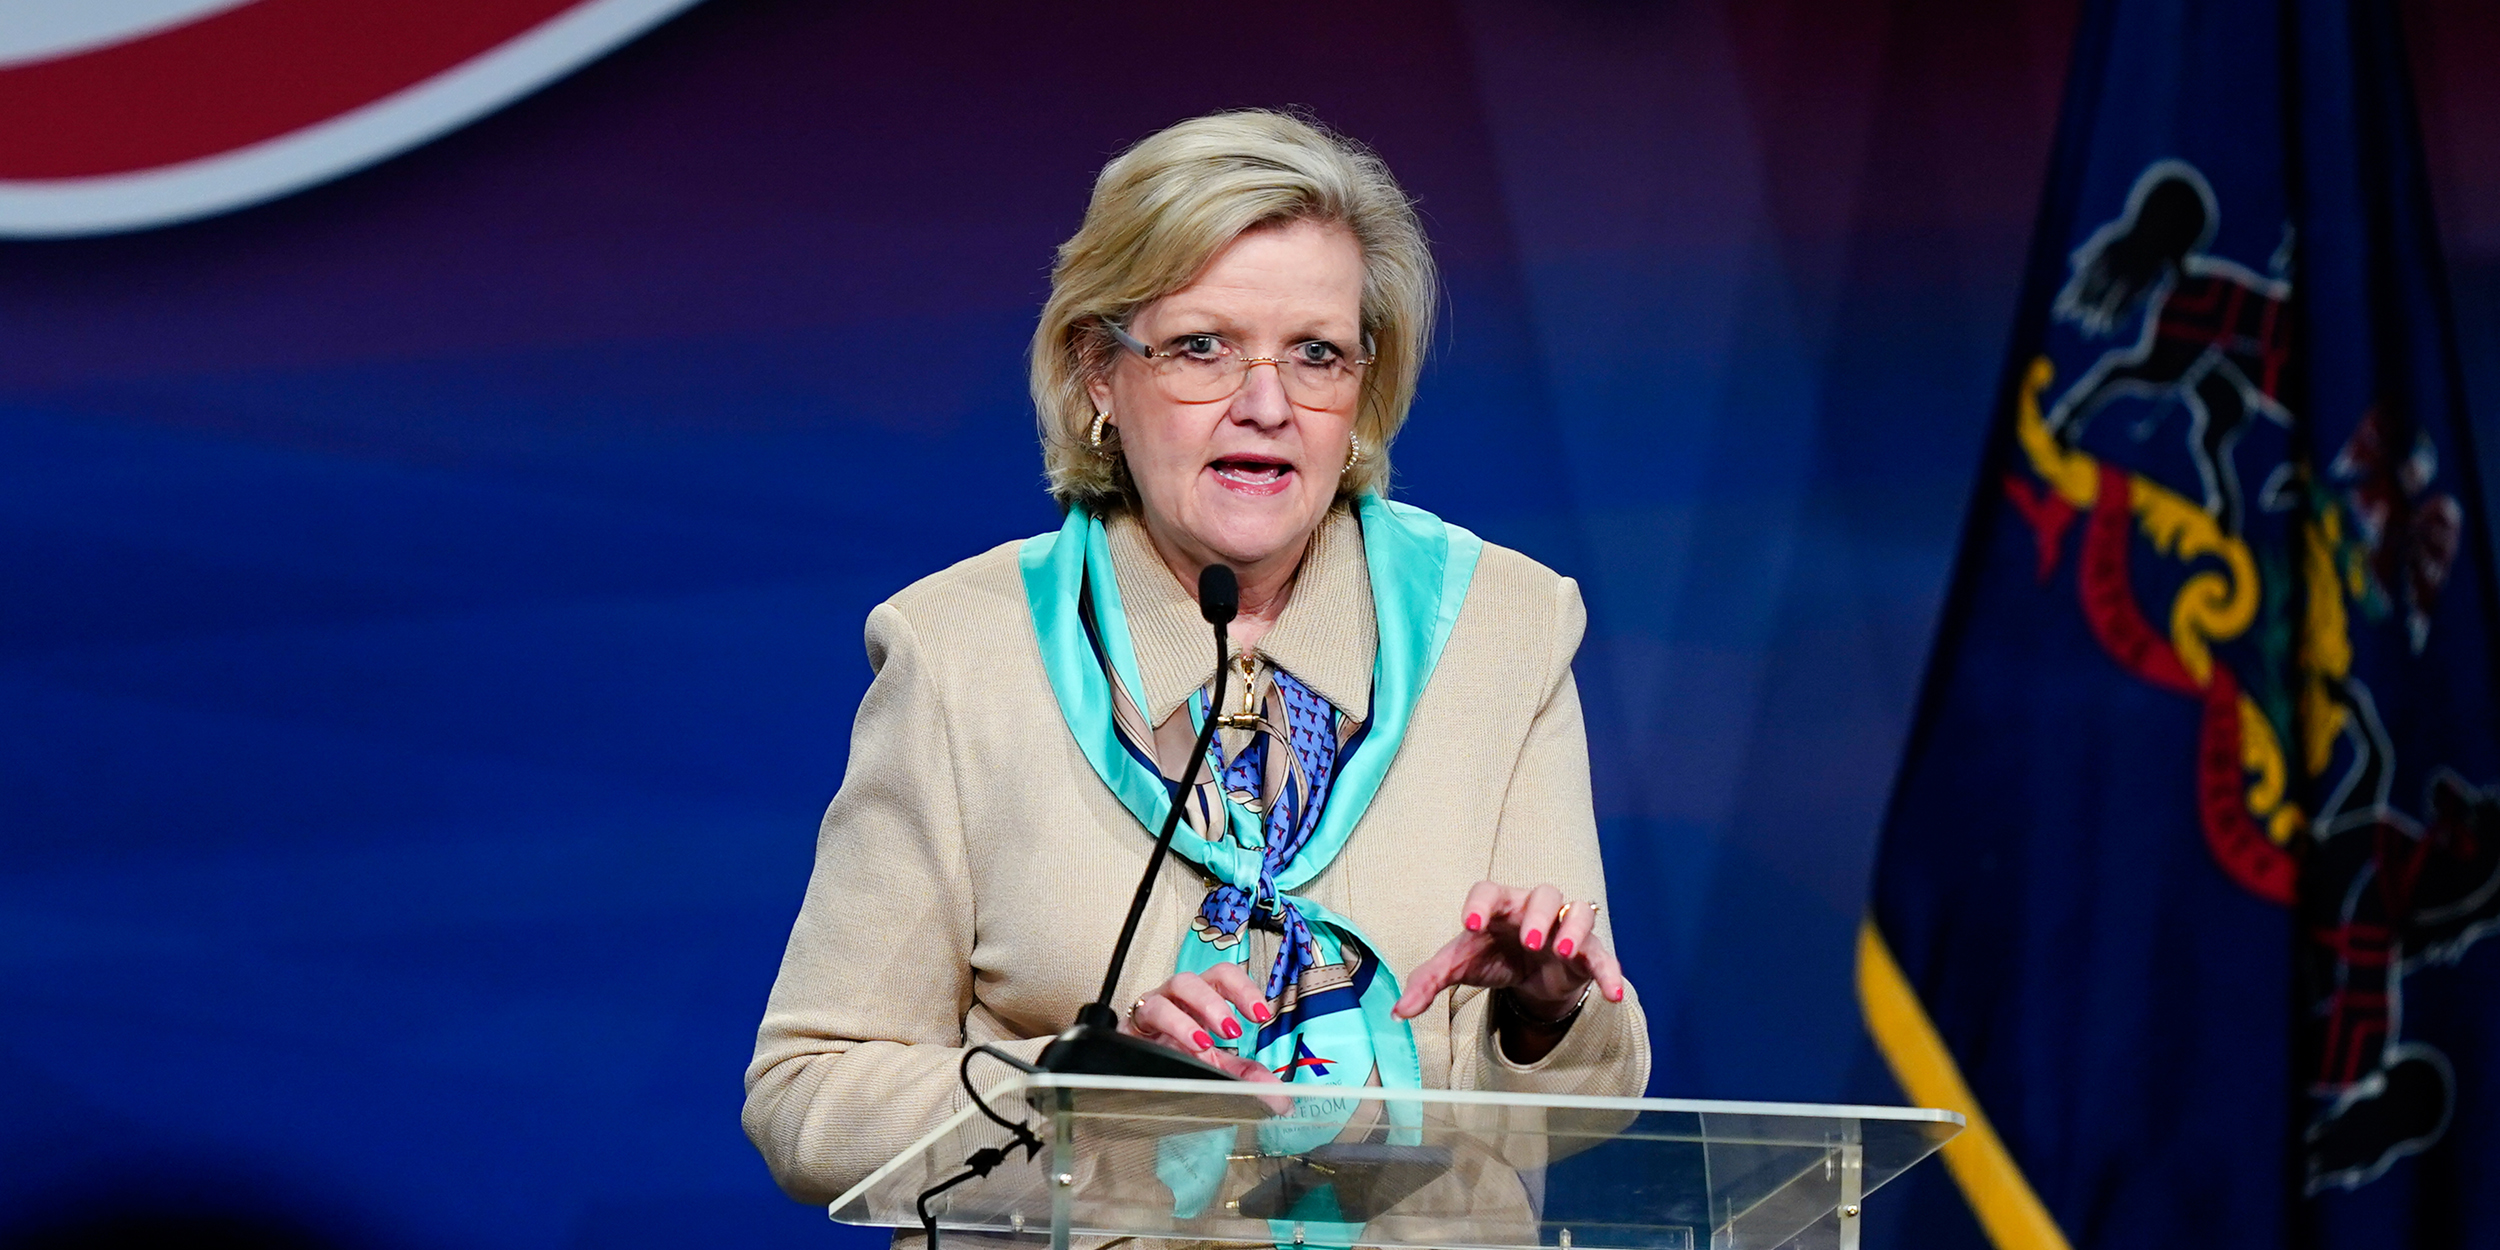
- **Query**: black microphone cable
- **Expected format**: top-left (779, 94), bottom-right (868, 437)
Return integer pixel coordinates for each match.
top-left (915, 1044), bottom-right (1044, 1250)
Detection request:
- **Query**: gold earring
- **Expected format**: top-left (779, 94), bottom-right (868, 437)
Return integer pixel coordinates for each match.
top-left (1344, 432), bottom-right (1364, 472)
top-left (1089, 411), bottom-right (1111, 451)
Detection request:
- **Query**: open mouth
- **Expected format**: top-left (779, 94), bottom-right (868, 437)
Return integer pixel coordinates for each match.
top-left (1210, 457), bottom-right (1294, 492)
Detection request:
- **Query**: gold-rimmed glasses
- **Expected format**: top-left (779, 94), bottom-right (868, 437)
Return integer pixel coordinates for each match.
top-left (1105, 320), bottom-right (1374, 410)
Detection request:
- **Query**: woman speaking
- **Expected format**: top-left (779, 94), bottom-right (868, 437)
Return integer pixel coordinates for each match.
top-left (744, 109), bottom-right (1649, 1203)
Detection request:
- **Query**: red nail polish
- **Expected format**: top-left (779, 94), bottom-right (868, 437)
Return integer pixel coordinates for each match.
top-left (1556, 938), bottom-right (1575, 958)
top-left (1610, 986), bottom-right (1625, 1002)
top-left (1221, 1019), bottom-right (1242, 1039)
top-left (1464, 913), bottom-right (1483, 931)
top-left (1251, 1004), bottom-right (1273, 1023)
top-left (1524, 929), bottom-right (1544, 950)
top-left (1192, 1030), bottom-right (1213, 1050)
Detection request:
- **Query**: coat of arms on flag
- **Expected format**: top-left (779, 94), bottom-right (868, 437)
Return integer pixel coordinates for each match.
top-left (1859, 1), bottom-right (2500, 1248)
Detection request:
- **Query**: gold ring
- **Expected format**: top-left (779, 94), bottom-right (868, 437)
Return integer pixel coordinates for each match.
top-left (1555, 902), bottom-right (1574, 925)
top-left (1130, 997), bottom-right (1147, 1021)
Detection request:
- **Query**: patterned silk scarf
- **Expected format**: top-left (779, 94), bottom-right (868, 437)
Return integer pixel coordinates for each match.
top-left (1020, 495), bottom-right (1483, 1105)
top-left (1196, 666), bottom-right (1341, 1019)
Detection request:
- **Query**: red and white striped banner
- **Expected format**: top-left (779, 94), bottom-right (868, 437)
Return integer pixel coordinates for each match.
top-left (0, 0), bottom-right (705, 237)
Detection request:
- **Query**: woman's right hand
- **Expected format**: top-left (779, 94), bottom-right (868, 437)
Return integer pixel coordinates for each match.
top-left (1121, 963), bottom-right (1285, 1085)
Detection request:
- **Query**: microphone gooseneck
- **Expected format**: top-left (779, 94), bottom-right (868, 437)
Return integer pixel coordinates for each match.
top-left (1037, 564), bottom-right (1243, 1080)
top-left (1086, 563), bottom-right (1239, 1017)
top-left (924, 568), bottom-right (1245, 1249)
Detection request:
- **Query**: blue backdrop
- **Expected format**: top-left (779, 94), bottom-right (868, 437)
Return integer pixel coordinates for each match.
top-left (5, 1), bottom-right (2498, 1247)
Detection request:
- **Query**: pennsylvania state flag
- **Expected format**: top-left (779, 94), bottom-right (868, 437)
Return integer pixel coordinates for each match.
top-left (1861, 1), bottom-right (2500, 1248)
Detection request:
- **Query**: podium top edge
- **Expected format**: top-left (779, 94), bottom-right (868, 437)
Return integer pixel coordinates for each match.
top-left (828, 1074), bottom-right (1968, 1219)
top-left (1011, 1072), bottom-right (1969, 1126)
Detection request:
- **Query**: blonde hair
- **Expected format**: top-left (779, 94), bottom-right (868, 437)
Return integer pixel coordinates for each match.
top-left (1032, 109), bottom-right (1437, 509)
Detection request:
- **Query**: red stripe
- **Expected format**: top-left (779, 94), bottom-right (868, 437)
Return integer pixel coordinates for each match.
top-left (0, 0), bottom-right (589, 179)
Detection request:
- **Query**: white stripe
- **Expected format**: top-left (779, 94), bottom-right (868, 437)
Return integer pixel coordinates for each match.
top-left (0, 0), bottom-right (707, 238)
top-left (0, 0), bottom-right (255, 69)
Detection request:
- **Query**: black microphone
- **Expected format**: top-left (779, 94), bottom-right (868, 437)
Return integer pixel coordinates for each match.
top-left (1196, 562), bottom-right (1239, 625)
top-left (1036, 564), bottom-right (1244, 1081)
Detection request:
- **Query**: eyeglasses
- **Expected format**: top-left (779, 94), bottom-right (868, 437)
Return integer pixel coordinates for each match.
top-left (1105, 319), bottom-right (1375, 410)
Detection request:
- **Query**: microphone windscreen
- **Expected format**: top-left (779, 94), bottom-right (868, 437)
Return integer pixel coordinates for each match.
top-left (1197, 564), bottom-right (1240, 625)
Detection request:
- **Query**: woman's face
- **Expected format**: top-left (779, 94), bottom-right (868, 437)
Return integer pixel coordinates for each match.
top-left (1090, 218), bottom-right (1365, 578)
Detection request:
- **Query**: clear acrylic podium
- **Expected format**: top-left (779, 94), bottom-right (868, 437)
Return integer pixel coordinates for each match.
top-left (831, 1074), bottom-right (1963, 1250)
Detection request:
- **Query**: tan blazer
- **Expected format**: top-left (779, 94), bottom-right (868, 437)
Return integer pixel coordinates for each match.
top-left (744, 511), bottom-right (1651, 1204)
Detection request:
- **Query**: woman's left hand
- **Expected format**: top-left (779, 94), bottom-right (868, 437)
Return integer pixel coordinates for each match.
top-left (1390, 880), bottom-right (1629, 1023)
